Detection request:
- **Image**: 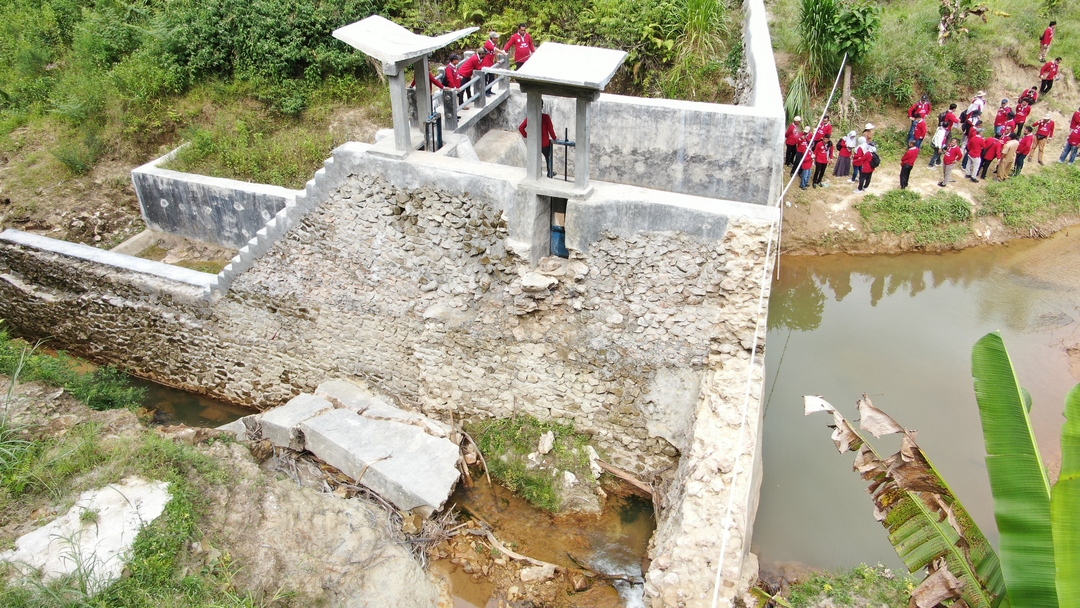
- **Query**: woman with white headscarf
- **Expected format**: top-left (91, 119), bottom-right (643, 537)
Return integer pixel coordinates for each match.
top-left (834, 130), bottom-right (857, 177)
top-left (850, 136), bottom-right (868, 184)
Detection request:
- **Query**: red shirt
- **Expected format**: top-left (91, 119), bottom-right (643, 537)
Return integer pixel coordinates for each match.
top-left (1068, 126), bottom-right (1080, 147)
top-left (785, 123), bottom-right (802, 145)
top-left (1042, 26), bottom-right (1055, 46)
top-left (1041, 61), bottom-right (1060, 80)
top-left (1020, 89), bottom-right (1039, 105)
top-left (482, 40), bottom-right (500, 67)
top-left (943, 111), bottom-right (960, 129)
top-left (909, 101), bottom-right (931, 119)
top-left (444, 62), bottom-right (462, 88)
top-left (1036, 120), bottom-right (1055, 139)
top-left (1003, 119), bottom-right (1016, 135)
top-left (838, 139), bottom-right (851, 157)
top-left (967, 133), bottom-right (985, 156)
top-left (994, 106), bottom-right (1013, 127)
top-left (1014, 104), bottom-right (1032, 124)
top-left (860, 150), bottom-right (876, 173)
top-left (1072, 111), bottom-right (1080, 131)
top-left (458, 54), bottom-right (485, 80)
top-left (519, 113), bottom-right (556, 147)
top-left (1017, 134), bottom-right (1035, 155)
top-left (505, 32), bottom-right (536, 64)
top-left (944, 144), bottom-right (963, 165)
top-left (813, 140), bottom-right (832, 164)
top-left (852, 147), bottom-right (865, 167)
top-left (914, 120), bottom-right (928, 140)
top-left (410, 72), bottom-right (444, 90)
top-left (900, 147), bottom-right (919, 166)
top-left (981, 137), bottom-right (1003, 160)
top-left (813, 123), bottom-right (833, 142)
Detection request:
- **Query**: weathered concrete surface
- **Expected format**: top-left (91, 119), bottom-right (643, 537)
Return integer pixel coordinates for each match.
top-left (259, 393), bottom-right (334, 450)
top-left (0, 477), bottom-right (170, 592)
top-left (300, 408), bottom-right (461, 515)
top-left (316, 379), bottom-right (452, 438)
top-left (132, 149), bottom-right (299, 250)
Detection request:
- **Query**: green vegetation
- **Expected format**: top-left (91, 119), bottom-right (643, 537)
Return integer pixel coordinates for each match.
top-left (785, 564), bottom-right (915, 608)
top-left (805, 333), bottom-right (1080, 607)
top-left (981, 164), bottom-right (1080, 232)
top-left (855, 189), bottom-right (973, 245)
top-left (471, 415), bottom-right (591, 512)
top-left (0, 326), bottom-right (144, 411)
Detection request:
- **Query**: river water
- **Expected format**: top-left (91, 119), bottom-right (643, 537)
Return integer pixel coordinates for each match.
top-left (755, 229), bottom-right (1080, 572)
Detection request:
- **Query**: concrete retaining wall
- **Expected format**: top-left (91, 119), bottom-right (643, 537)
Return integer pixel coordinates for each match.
top-left (132, 149), bottom-right (301, 249)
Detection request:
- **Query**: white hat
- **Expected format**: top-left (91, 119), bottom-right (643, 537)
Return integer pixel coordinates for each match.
top-left (793, 115), bottom-right (803, 122)
top-left (976, 91), bottom-right (986, 97)
top-left (864, 123), bottom-right (875, 130)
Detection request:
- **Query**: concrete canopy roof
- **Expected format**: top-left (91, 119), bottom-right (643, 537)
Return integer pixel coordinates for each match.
top-left (332, 15), bottom-right (477, 65)
top-left (488, 42), bottom-right (628, 91)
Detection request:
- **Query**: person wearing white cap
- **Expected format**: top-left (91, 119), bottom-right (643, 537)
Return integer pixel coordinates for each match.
top-left (784, 116), bottom-right (803, 166)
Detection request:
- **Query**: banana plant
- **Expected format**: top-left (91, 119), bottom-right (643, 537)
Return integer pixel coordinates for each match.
top-left (804, 331), bottom-right (1080, 607)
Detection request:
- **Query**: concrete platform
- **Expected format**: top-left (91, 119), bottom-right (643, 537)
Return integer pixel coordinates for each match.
top-left (260, 393), bottom-right (335, 450)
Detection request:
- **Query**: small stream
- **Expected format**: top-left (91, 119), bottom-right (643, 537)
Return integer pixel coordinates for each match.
top-left (756, 229), bottom-right (1080, 572)
top-left (132, 378), bottom-right (251, 427)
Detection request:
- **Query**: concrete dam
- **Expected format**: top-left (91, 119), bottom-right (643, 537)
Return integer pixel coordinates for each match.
top-left (0, 2), bottom-right (784, 605)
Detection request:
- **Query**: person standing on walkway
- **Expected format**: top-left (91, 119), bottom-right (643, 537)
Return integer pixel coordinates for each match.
top-left (834, 131), bottom-right (856, 177)
top-left (1060, 123), bottom-right (1080, 164)
top-left (1040, 21), bottom-right (1057, 63)
top-left (519, 104), bottom-right (558, 178)
top-left (505, 23), bottom-right (536, 69)
top-left (996, 134), bottom-right (1019, 181)
top-left (784, 116), bottom-right (803, 166)
top-left (899, 141), bottom-right (919, 189)
top-left (965, 127), bottom-right (985, 182)
top-left (940, 138), bottom-right (963, 187)
top-left (812, 136), bottom-right (833, 187)
top-left (851, 136), bottom-right (867, 184)
top-left (1040, 58), bottom-right (1062, 95)
top-left (857, 141), bottom-right (877, 192)
top-left (908, 95), bottom-right (932, 142)
top-left (1034, 114), bottom-right (1055, 164)
top-left (1014, 126), bottom-right (1035, 176)
top-left (482, 32), bottom-right (506, 91)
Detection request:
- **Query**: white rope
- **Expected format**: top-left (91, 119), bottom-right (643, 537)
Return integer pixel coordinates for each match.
top-left (708, 54), bottom-right (848, 608)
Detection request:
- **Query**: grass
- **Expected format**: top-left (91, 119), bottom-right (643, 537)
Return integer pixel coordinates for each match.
top-left (0, 325), bottom-right (145, 411)
top-left (470, 415), bottom-right (592, 512)
top-left (855, 189), bottom-right (973, 246)
top-left (784, 563), bottom-right (916, 608)
top-left (980, 163), bottom-right (1080, 231)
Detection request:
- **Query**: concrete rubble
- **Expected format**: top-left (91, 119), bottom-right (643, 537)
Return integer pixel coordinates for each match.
top-left (221, 379), bottom-right (461, 516)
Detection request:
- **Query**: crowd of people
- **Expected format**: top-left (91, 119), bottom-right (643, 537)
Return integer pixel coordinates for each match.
top-left (784, 21), bottom-right (1079, 193)
top-left (419, 24), bottom-right (538, 107)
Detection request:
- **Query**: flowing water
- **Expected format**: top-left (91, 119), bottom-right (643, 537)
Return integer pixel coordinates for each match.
top-left (755, 229), bottom-right (1080, 572)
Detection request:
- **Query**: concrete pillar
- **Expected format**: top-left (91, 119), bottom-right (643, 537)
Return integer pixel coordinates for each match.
top-left (386, 65), bottom-right (411, 153)
top-left (415, 56), bottom-right (432, 124)
top-left (525, 92), bottom-right (542, 180)
top-left (575, 97), bottom-right (590, 190)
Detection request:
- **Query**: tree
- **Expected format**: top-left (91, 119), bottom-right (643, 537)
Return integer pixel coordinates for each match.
top-left (938, 0), bottom-right (990, 46)
top-left (804, 332), bottom-right (1080, 607)
top-left (794, 0), bottom-right (878, 118)
top-left (830, 4), bottom-right (879, 118)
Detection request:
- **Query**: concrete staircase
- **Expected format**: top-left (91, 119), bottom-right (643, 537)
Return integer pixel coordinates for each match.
top-left (221, 379), bottom-right (462, 516)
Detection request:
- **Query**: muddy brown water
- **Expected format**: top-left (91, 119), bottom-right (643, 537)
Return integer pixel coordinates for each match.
top-left (757, 229), bottom-right (1080, 573)
top-left (131, 378), bottom-right (253, 427)
top-left (442, 478), bottom-right (655, 607)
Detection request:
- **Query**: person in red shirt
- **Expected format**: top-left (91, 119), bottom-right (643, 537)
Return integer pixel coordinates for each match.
top-left (1019, 86), bottom-right (1039, 106)
top-left (993, 99), bottom-right (1013, 136)
top-left (1040, 21), bottom-right (1056, 63)
top-left (811, 136), bottom-right (833, 187)
top-left (1060, 124), bottom-right (1080, 164)
top-left (797, 133), bottom-right (814, 188)
top-left (978, 134), bottom-right (1003, 180)
top-left (929, 104), bottom-right (961, 167)
top-left (899, 141), bottom-right (919, 189)
top-left (482, 31), bottom-right (506, 92)
top-left (965, 127), bottom-right (985, 182)
top-left (1040, 57), bottom-right (1062, 94)
top-left (913, 112), bottom-right (928, 149)
top-left (1071, 105), bottom-right (1080, 131)
top-left (456, 50), bottom-right (487, 104)
top-left (1013, 126), bottom-right (1035, 176)
top-left (907, 95), bottom-right (931, 142)
top-left (856, 141), bottom-right (877, 192)
top-left (505, 23), bottom-right (536, 69)
top-left (791, 126), bottom-right (811, 177)
top-left (1034, 114), bottom-right (1055, 164)
top-left (1014, 100), bottom-right (1032, 133)
top-left (519, 105), bottom-right (558, 178)
top-left (834, 131), bottom-right (856, 177)
top-left (813, 115), bottom-right (833, 144)
top-left (784, 116), bottom-right (803, 166)
top-left (940, 138), bottom-right (963, 188)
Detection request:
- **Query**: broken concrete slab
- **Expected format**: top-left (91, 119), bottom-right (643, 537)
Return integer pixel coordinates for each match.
top-left (0, 476), bottom-right (170, 592)
top-left (315, 379), bottom-right (451, 438)
top-left (299, 409), bottom-right (460, 515)
top-left (260, 394), bottom-right (334, 450)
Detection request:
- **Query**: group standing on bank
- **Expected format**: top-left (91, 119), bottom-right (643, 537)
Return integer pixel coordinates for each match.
top-left (784, 21), bottom-right (1079, 193)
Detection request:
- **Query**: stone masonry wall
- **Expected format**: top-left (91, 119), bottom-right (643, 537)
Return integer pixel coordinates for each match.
top-left (0, 172), bottom-right (770, 479)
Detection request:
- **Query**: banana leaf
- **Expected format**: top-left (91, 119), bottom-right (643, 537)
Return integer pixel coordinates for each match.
top-left (1053, 385), bottom-right (1080, 607)
top-left (805, 395), bottom-right (1008, 608)
top-left (971, 332), bottom-right (1057, 607)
